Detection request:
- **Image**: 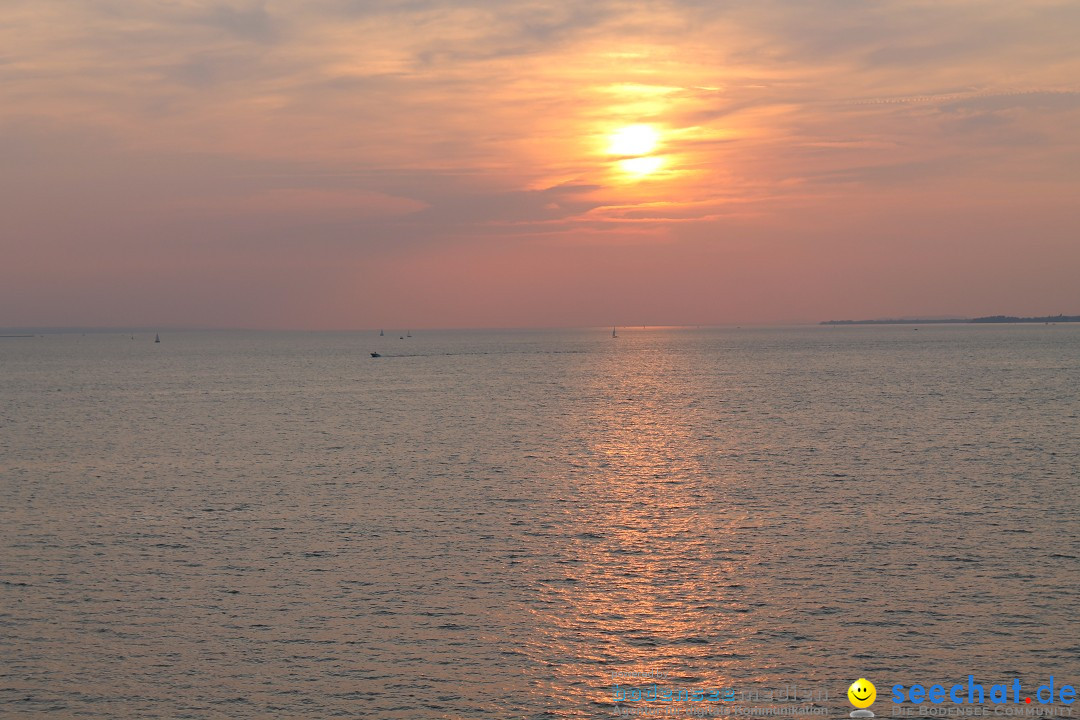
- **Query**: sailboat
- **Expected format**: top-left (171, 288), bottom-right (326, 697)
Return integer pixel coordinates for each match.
top-left (406, 330), bottom-right (411, 338)
top-left (154, 333), bottom-right (160, 343)
top-left (612, 325), bottom-right (617, 338)
top-left (380, 329), bottom-right (384, 336)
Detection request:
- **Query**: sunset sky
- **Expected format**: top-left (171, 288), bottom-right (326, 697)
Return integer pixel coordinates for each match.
top-left (3, 0), bottom-right (1079, 328)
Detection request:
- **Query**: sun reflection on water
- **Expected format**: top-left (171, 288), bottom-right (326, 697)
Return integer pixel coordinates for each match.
top-left (522, 334), bottom-right (757, 713)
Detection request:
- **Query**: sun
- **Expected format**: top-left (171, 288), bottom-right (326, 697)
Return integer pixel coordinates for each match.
top-left (608, 124), bottom-right (659, 156)
top-left (606, 124), bottom-right (664, 178)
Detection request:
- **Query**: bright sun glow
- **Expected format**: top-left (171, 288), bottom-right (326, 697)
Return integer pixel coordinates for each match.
top-left (608, 124), bottom-right (659, 156)
top-left (620, 156), bottom-right (664, 175)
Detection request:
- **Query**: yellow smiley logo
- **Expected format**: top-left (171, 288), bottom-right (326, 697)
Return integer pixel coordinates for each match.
top-left (848, 679), bottom-right (877, 709)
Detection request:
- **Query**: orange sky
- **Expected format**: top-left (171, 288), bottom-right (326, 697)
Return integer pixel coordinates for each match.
top-left (2, 0), bottom-right (1079, 328)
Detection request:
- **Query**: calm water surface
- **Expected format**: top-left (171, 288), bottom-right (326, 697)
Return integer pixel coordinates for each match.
top-left (2, 326), bottom-right (1079, 718)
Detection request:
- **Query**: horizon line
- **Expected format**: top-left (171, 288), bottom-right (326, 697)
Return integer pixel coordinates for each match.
top-left (0, 322), bottom-right (810, 334)
top-left (5, 315), bottom-right (1077, 334)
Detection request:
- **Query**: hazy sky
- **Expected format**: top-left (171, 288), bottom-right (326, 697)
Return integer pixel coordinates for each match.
top-left (3, 0), bottom-right (1079, 328)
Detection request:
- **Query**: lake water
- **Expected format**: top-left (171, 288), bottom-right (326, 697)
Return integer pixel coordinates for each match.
top-left (2, 326), bottom-right (1079, 718)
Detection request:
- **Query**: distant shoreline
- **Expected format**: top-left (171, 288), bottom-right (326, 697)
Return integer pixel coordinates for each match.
top-left (821, 314), bottom-right (1080, 325)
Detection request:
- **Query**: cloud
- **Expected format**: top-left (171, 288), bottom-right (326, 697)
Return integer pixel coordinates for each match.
top-left (200, 1), bottom-right (279, 43)
top-left (1, 0), bottom-right (1079, 326)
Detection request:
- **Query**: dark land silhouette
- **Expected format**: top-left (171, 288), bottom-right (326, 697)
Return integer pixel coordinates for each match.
top-left (822, 314), bottom-right (1080, 325)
